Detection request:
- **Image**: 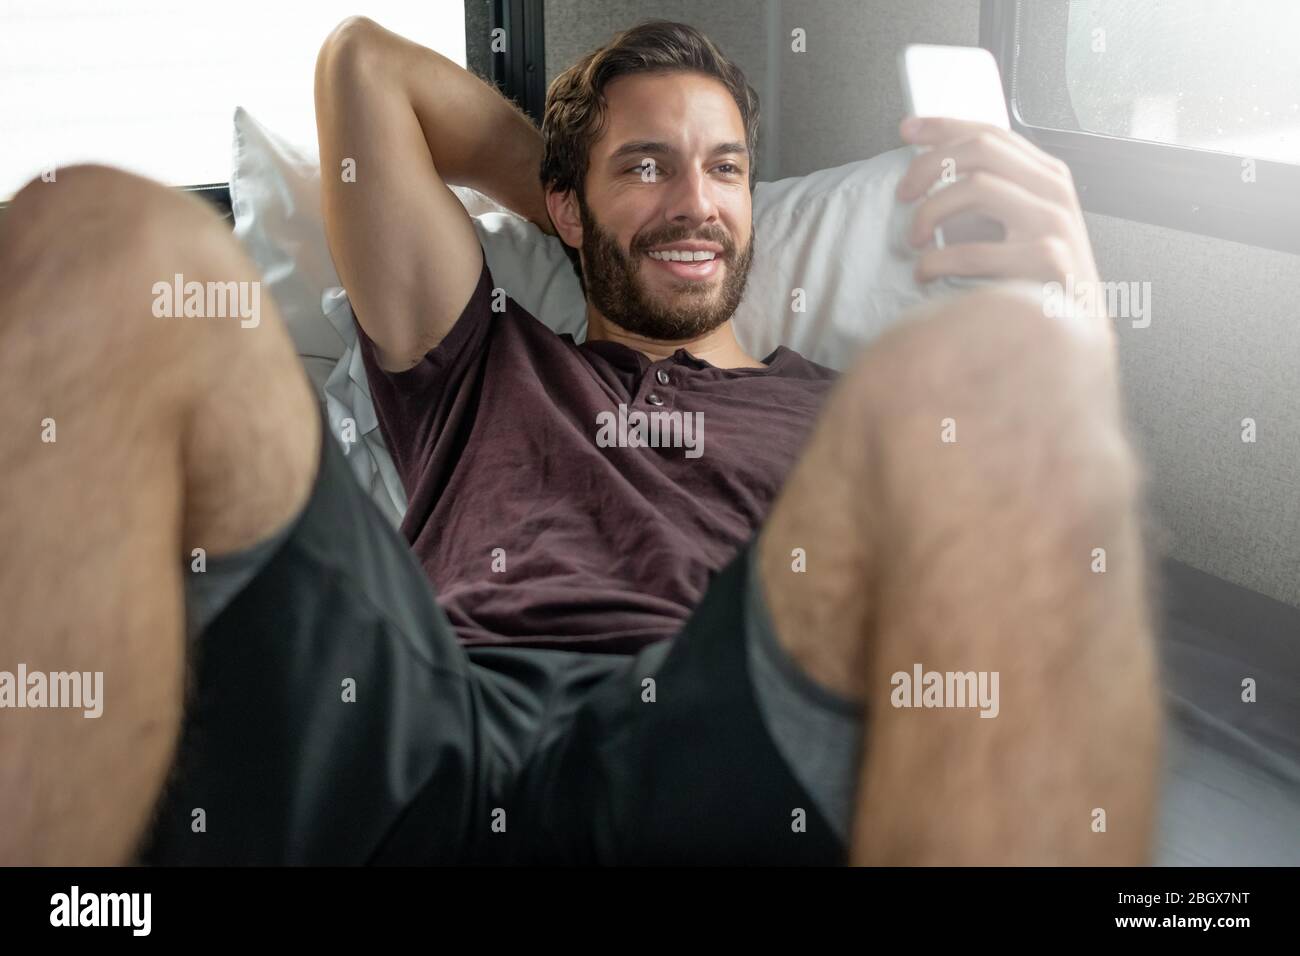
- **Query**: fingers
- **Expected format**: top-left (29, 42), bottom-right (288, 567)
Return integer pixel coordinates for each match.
top-left (896, 116), bottom-right (1097, 289)
top-left (914, 237), bottom-right (1076, 285)
top-left (908, 172), bottom-right (1065, 245)
top-left (896, 129), bottom-right (1076, 208)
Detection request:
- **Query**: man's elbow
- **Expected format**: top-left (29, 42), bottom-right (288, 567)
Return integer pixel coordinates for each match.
top-left (316, 16), bottom-right (385, 91)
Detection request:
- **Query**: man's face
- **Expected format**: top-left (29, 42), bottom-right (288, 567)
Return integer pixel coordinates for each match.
top-left (568, 71), bottom-right (755, 341)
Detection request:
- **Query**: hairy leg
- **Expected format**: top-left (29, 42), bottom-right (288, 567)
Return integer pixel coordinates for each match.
top-left (760, 286), bottom-right (1161, 864)
top-left (0, 167), bottom-right (319, 864)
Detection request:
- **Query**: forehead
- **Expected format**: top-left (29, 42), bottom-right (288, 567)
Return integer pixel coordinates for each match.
top-left (595, 71), bottom-right (746, 156)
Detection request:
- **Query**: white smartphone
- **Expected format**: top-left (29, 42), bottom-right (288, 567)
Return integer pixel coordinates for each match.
top-left (898, 44), bottom-right (1011, 248)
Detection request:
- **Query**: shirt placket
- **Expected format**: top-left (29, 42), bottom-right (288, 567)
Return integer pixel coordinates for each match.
top-left (637, 359), bottom-right (678, 412)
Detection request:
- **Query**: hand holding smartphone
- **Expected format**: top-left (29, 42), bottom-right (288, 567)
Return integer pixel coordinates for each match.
top-left (897, 44), bottom-right (1011, 248)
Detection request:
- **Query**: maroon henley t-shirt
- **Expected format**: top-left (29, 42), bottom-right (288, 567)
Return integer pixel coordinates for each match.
top-left (353, 246), bottom-right (839, 654)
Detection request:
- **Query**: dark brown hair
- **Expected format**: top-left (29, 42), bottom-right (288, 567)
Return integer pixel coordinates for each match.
top-left (538, 19), bottom-right (761, 290)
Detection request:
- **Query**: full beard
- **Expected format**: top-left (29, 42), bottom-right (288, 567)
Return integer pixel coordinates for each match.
top-left (577, 196), bottom-right (755, 342)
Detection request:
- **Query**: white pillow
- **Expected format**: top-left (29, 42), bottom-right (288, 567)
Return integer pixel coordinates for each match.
top-left (230, 107), bottom-right (347, 396)
top-left (229, 108), bottom-right (945, 525)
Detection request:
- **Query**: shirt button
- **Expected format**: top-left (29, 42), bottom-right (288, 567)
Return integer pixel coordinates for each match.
top-left (656, 369), bottom-right (670, 385)
top-left (647, 393), bottom-right (665, 406)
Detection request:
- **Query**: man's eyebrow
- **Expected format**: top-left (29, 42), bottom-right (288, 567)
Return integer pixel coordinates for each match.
top-left (607, 141), bottom-right (750, 164)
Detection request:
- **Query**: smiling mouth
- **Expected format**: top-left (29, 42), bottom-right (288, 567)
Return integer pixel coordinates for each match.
top-left (644, 251), bottom-right (723, 280)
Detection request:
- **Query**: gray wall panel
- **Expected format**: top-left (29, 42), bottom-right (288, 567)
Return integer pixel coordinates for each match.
top-left (775, 0), bottom-right (980, 175)
top-left (1095, 212), bottom-right (1300, 607)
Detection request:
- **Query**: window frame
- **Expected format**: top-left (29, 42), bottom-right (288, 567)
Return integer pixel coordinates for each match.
top-left (980, 0), bottom-right (1300, 254)
top-left (186, 182), bottom-right (233, 222)
top-left (487, 0), bottom-right (547, 124)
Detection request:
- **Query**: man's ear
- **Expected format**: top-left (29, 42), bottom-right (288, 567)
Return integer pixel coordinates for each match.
top-left (545, 188), bottom-right (583, 251)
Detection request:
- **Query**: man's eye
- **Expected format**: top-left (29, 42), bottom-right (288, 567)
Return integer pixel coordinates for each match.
top-left (624, 163), bottom-right (742, 175)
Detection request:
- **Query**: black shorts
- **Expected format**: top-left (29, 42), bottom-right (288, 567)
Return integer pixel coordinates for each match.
top-left (135, 407), bottom-right (853, 865)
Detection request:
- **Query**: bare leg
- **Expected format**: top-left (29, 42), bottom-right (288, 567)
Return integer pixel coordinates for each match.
top-left (760, 286), bottom-right (1161, 864)
top-left (0, 167), bottom-right (319, 864)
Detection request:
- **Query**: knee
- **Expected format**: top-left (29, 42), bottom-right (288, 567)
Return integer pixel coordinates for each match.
top-left (8, 165), bottom-right (144, 228)
top-left (847, 283), bottom-right (1120, 428)
top-left (3, 165), bottom-right (219, 263)
top-left (840, 283), bottom-right (1140, 499)
top-left (0, 165), bottom-right (268, 372)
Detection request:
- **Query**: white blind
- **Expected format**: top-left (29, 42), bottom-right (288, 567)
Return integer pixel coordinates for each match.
top-left (0, 0), bottom-right (467, 198)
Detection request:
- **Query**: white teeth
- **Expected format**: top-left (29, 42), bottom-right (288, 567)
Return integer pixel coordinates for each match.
top-left (648, 249), bottom-right (717, 262)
